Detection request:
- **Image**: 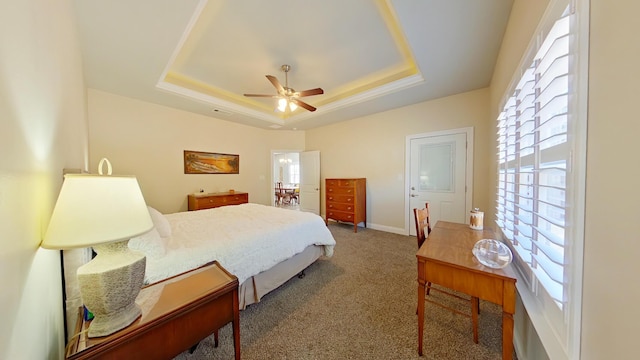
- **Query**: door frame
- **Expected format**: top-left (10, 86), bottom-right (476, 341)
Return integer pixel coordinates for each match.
top-left (404, 127), bottom-right (474, 235)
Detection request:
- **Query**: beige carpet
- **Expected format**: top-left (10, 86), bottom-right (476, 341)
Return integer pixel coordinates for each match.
top-left (174, 223), bottom-right (513, 360)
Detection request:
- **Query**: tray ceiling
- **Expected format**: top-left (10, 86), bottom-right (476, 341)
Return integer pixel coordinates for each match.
top-left (74, 0), bottom-right (513, 130)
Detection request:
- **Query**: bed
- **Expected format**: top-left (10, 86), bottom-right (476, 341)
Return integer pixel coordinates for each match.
top-left (128, 203), bottom-right (336, 309)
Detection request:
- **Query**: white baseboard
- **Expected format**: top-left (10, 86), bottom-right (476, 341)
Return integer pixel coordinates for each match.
top-left (324, 218), bottom-right (407, 236)
top-left (366, 222), bottom-right (406, 235)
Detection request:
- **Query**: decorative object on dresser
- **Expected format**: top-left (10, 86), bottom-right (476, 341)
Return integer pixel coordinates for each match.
top-left (325, 178), bottom-right (366, 233)
top-left (188, 191), bottom-right (249, 211)
top-left (184, 150), bottom-right (239, 174)
top-left (65, 261), bottom-right (241, 360)
top-left (41, 158), bottom-right (153, 338)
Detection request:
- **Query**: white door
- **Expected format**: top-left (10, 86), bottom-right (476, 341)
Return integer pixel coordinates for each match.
top-left (299, 151), bottom-right (320, 214)
top-left (407, 129), bottom-right (472, 236)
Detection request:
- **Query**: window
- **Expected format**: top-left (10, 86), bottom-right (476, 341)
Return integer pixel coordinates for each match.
top-left (495, 0), bottom-right (587, 358)
top-left (289, 163), bottom-right (299, 184)
top-left (498, 11), bottom-right (570, 309)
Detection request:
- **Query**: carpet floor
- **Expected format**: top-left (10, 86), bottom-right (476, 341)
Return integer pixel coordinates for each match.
top-left (174, 223), bottom-right (513, 360)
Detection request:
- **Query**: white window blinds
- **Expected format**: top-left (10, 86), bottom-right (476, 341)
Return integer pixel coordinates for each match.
top-left (496, 9), bottom-right (571, 309)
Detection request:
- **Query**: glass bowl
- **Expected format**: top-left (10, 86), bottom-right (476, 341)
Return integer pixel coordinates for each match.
top-left (472, 239), bottom-right (513, 269)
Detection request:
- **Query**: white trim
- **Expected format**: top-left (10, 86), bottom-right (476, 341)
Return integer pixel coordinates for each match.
top-left (566, 0), bottom-right (588, 357)
top-left (156, 81), bottom-right (285, 125)
top-left (404, 127), bottom-right (474, 235)
top-left (156, 0), bottom-right (208, 85)
top-left (367, 222), bottom-right (406, 235)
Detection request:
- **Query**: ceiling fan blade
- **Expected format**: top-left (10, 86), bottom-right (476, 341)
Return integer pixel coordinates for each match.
top-left (266, 75), bottom-right (285, 94)
top-left (297, 88), bottom-right (324, 97)
top-left (244, 94), bottom-right (279, 98)
top-left (291, 98), bottom-right (316, 112)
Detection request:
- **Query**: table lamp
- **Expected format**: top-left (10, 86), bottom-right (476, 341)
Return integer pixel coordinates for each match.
top-left (41, 165), bottom-right (153, 338)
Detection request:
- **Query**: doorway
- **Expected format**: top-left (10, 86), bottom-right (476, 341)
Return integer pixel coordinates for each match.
top-left (272, 151), bottom-right (300, 210)
top-left (405, 127), bottom-right (474, 236)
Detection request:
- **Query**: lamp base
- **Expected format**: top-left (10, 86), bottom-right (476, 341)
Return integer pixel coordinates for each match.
top-left (77, 240), bottom-right (146, 338)
top-left (86, 297), bottom-right (141, 338)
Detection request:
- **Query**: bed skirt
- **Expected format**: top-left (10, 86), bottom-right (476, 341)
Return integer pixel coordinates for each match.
top-left (237, 245), bottom-right (323, 309)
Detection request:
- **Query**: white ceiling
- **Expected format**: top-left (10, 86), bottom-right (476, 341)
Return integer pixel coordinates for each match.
top-left (73, 0), bottom-right (513, 130)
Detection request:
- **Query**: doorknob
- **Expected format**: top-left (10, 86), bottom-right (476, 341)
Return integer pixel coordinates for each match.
top-left (410, 194), bottom-right (419, 197)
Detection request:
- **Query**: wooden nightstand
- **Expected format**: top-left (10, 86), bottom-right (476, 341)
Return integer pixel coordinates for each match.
top-left (66, 261), bottom-right (240, 360)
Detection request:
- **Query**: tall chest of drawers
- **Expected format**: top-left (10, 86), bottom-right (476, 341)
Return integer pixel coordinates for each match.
top-left (325, 178), bottom-right (366, 233)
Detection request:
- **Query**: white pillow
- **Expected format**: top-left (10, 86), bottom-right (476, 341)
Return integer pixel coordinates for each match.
top-left (147, 206), bottom-right (171, 238)
top-left (128, 227), bottom-right (166, 259)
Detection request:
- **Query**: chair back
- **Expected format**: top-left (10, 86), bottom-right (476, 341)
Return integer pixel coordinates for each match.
top-left (413, 203), bottom-right (432, 248)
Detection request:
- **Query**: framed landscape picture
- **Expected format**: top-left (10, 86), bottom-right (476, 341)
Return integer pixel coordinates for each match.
top-left (184, 150), bottom-right (239, 174)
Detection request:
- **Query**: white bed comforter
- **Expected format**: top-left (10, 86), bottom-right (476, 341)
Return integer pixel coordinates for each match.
top-left (144, 203), bottom-right (336, 284)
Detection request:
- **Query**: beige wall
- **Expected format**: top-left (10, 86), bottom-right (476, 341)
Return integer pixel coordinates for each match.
top-left (0, 0), bottom-right (88, 358)
top-left (306, 88), bottom-right (492, 233)
top-left (88, 89), bottom-right (305, 213)
top-left (582, 0), bottom-right (640, 358)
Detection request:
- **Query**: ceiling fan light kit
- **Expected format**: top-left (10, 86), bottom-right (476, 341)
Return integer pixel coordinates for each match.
top-left (244, 64), bottom-right (323, 113)
top-left (278, 98), bottom-right (297, 112)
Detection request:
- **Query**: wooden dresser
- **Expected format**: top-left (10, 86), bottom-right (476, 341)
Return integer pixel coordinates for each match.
top-left (188, 191), bottom-right (248, 211)
top-left (325, 178), bottom-right (366, 233)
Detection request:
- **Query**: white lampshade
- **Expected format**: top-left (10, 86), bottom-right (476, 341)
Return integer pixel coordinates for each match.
top-left (42, 174), bottom-right (153, 249)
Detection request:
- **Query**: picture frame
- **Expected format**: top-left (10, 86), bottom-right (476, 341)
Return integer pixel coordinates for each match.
top-left (184, 150), bottom-right (239, 174)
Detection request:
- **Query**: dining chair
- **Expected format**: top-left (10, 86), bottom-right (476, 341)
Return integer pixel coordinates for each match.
top-left (275, 182), bottom-right (284, 205)
top-left (290, 188), bottom-right (299, 204)
top-left (414, 203), bottom-right (479, 344)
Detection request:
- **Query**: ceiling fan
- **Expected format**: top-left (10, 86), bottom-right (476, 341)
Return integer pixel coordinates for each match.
top-left (244, 64), bottom-right (324, 112)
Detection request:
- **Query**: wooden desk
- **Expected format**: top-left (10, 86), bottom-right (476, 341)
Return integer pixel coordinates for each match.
top-left (66, 261), bottom-right (240, 360)
top-left (416, 221), bottom-right (517, 359)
